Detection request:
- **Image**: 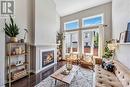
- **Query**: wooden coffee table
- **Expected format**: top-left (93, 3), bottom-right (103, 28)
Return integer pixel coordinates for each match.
top-left (50, 65), bottom-right (79, 86)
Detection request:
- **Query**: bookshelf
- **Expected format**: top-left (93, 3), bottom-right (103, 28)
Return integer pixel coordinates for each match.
top-left (6, 43), bottom-right (30, 87)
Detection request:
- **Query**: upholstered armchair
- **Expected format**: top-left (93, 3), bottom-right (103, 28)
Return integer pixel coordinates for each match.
top-left (80, 54), bottom-right (94, 70)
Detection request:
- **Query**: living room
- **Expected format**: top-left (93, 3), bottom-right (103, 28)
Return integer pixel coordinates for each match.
top-left (0, 0), bottom-right (130, 87)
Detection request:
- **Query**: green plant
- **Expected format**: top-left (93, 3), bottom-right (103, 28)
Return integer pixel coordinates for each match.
top-left (56, 32), bottom-right (65, 59)
top-left (57, 32), bottom-right (65, 49)
top-left (3, 16), bottom-right (19, 37)
top-left (102, 41), bottom-right (113, 58)
top-left (56, 32), bottom-right (64, 44)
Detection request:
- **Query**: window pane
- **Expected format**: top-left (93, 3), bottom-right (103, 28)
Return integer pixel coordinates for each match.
top-left (65, 34), bottom-right (71, 53)
top-left (65, 32), bottom-right (78, 54)
top-left (65, 21), bottom-right (79, 30)
top-left (83, 32), bottom-right (92, 53)
top-left (83, 16), bottom-right (102, 27)
top-left (71, 33), bottom-right (78, 52)
top-left (82, 30), bottom-right (99, 56)
top-left (93, 31), bottom-right (99, 56)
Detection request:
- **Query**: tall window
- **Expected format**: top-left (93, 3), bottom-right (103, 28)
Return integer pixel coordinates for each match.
top-left (63, 14), bottom-right (103, 57)
top-left (82, 14), bottom-right (103, 27)
top-left (82, 30), bottom-right (99, 56)
top-left (64, 20), bottom-right (79, 30)
top-left (64, 32), bottom-right (79, 54)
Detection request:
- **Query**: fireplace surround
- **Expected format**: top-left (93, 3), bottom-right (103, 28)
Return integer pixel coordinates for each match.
top-left (31, 45), bottom-right (57, 74)
top-left (40, 49), bottom-right (54, 68)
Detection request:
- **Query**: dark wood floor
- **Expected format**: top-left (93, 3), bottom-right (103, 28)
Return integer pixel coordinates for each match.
top-left (6, 61), bottom-right (66, 87)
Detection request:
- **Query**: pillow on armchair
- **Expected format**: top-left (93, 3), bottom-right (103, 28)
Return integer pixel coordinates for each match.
top-left (83, 55), bottom-right (93, 63)
top-left (66, 53), bottom-right (78, 63)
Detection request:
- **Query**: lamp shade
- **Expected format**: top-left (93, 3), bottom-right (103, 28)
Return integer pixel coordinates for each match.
top-left (107, 43), bottom-right (117, 51)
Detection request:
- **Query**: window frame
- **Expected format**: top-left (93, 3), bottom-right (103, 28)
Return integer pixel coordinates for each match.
top-left (82, 29), bottom-right (100, 57)
top-left (64, 20), bottom-right (79, 30)
top-left (64, 31), bottom-right (79, 55)
top-left (82, 14), bottom-right (104, 28)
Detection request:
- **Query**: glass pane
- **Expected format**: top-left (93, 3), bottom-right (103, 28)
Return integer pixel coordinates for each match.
top-left (71, 33), bottom-right (78, 52)
top-left (65, 34), bottom-right (71, 53)
top-left (65, 32), bottom-right (78, 54)
top-left (93, 31), bottom-right (99, 56)
top-left (83, 16), bottom-right (102, 27)
top-left (83, 31), bottom-right (92, 53)
top-left (65, 21), bottom-right (79, 30)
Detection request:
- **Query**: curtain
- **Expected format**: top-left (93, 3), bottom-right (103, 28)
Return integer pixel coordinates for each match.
top-left (99, 25), bottom-right (105, 58)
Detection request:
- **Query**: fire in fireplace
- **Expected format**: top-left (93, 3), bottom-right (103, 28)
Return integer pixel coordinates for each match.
top-left (41, 50), bottom-right (54, 68)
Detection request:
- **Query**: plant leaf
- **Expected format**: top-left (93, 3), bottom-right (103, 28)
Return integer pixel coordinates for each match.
top-left (3, 16), bottom-right (19, 37)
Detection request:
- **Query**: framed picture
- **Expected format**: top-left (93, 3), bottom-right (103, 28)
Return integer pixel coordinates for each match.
top-left (125, 31), bottom-right (130, 42)
top-left (127, 22), bottom-right (130, 31)
top-left (119, 31), bottom-right (126, 43)
top-left (119, 31), bottom-right (130, 43)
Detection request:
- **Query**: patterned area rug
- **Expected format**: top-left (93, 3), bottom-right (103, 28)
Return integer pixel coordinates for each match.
top-left (35, 67), bottom-right (93, 87)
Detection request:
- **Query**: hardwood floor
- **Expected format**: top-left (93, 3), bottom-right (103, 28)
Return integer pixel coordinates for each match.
top-left (6, 61), bottom-right (66, 87)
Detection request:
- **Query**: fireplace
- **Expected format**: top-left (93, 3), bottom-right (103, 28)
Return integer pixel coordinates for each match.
top-left (33, 47), bottom-right (57, 74)
top-left (41, 49), bottom-right (54, 68)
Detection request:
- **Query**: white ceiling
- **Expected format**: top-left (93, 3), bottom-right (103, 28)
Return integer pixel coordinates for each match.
top-left (53, 0), bottom-right (112, 17)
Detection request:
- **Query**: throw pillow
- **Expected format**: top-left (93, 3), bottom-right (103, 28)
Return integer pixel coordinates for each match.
top-left (106, 63), bottom-right (114, 72)
top-left (83, 55), bottom-right (92, 62)
top-left (102, 60), bottom-right (114, 72)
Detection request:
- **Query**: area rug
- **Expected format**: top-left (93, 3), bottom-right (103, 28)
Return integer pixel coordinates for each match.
top-left (35, 67), bottom-right (93, 87)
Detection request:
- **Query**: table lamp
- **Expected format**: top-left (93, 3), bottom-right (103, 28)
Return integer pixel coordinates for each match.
top-left (107, 40), bottom-right (117, 61)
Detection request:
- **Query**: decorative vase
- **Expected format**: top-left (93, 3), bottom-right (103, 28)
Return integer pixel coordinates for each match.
top-left (18, 47), bottom-right (22, 54)
top-left (20, 39), bottom-right (24, 43)
top-left (66, 62), bottom-right (73, 71)
top-left (10, 37), bottom-right (18, 43)
top-left (15, 48), bottom-right (19, 55)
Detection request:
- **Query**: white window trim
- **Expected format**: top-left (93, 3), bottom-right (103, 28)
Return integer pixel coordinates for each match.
top-left (82, 14), bottom-right (104, 28)
top-left (64, 19), bottom-right (79, 30)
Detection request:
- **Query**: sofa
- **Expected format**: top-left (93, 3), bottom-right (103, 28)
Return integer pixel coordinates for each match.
top-left (95, 60), bottom-right (130, 87)
top-left (80, 55), bottom-right (94, 70)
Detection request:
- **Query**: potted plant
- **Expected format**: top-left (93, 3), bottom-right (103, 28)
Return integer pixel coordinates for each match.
top-left (56, 32), bottom-right (65, 60)
top-left (3, 16), bottom-right (19, 42)
top-left (102, 41), bottom-right (113, 61)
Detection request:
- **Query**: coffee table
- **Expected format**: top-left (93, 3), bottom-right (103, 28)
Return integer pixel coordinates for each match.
top-left (50, 65), bottom-right (79, 86)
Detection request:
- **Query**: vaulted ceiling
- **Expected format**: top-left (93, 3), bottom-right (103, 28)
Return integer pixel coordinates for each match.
top-left (53, 0), bottom-right (112, 17)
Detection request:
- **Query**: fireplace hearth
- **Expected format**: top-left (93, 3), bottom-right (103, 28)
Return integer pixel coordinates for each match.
top-left (41, 50), bottom-right (54, 68)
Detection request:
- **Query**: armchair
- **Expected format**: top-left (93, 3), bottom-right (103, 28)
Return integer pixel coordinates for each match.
top-left (80, 54), bottom-right (94, 71)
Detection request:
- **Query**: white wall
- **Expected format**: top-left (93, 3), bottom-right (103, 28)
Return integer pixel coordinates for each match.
top-left (32, 0), bottom-right (60, 73)
top-left (112, 0), bottom-right (130, 69)
top-left (0, 0), bottom-right (33, 86)
top-left (0, 18), bottom-right (5, 87)
top-left (34, 0), bottom-right (59, 45)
